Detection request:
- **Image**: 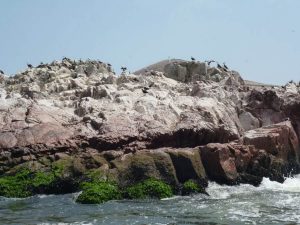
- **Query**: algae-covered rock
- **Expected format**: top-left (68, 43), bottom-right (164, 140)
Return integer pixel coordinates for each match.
top-left (124, 178), bottom-right (173, 199)
top-left (0, 168), bottom-right (32, 198)
top-left (76, 181), bottom-right (121, 204)
top-left (182, 180), bottom-right (206, 195)
top-left (111, 150), bottom-right (178, 187)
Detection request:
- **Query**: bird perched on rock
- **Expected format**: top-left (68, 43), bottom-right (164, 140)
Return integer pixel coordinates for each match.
top-left (142, 87), bottom-right (149, 94)
top-left (37, 62), bottom-right (44, 68)
top-left (217, 63), bottom-right (222, 69)
top-left (107, 63), bottom-right (112, 67)
top-left (191, 57), bottom-right (195, 61)
top-left (223, 63), bottom-right (228, 70)
top-left (142, 82), bottom-right (155, 94)
top-left (27, 64), bottom-right (33, 69)
top-left (0, 70), bottom-right (4, 74)
top-left (121, 66), bottom-right (127, 72)
top-left (205, 60), bottom-right (215, 65)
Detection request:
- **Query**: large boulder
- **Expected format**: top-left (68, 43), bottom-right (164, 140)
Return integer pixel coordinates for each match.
top-left (243, 121), bottom-right (299, 163)
top-left (111, 150), bottom-right (178, 187)
top-left (200, 143), bottom-right (238, 184)
top-left (165, 148), bottom-right (207, 186)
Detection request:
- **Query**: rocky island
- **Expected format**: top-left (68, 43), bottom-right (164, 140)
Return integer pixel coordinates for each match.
top-left (0, 58), bottom-right (299, 203)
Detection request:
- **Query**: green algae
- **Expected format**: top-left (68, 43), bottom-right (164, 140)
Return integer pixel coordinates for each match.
top-left (124, 178), bottom-right (173, 199)
top-left (76, 181), bottom-right (121, 204)
top-left (182, 180), bottom-right (205, 195)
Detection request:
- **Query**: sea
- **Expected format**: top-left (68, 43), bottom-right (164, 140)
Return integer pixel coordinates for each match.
top-left (1, 175), bottom-right (300, 225)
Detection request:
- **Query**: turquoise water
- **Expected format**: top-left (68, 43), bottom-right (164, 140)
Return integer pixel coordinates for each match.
top-left (1, 176), bottom-right (300, 225)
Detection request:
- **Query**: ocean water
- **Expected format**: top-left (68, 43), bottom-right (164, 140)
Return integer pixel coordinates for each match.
top-left (1, 175), bottom-right (300, 225)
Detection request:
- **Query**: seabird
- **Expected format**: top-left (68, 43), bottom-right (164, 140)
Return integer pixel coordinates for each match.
top-left (223, 63), bottom-right (228, 70)
top-left (217, 63), bottom-right (222, 69)
top-left (0, 70), bottom-right (4, 74)
top-left (205, 60), bottom-right (215, 65)
top-left (27, 64), bottom-right (33, 69)
top-left (107, 63), bottom-right (112, 67)
top-left (47, 66), bottom-right (52, 70)
top-left (142, 88), bottom-right (149, 94)
top-left (37, 62), bottom-right (44, 68)
top-left (191, 57), bottom-right (195, 61)
top-left (121, 67), bottom-right (127, 72)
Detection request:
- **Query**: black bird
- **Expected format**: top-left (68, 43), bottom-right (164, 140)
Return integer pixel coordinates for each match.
top-left (37, 62), bottom-right (44, 68)
top-left (191, 57), bottom-right (195, 61)
top-left (107, 63), bottom-right (112, 67)
top-left (223, 63), bottom-right (228, 70)
top-left (27, 64), bottom-right (33, 69)
top-left (121, 67), bottom-right (127, 72)
top-left (217, 63), bottom-right (222, 69)
top-left (0, 70), bottom-right (4, 74)
top-left (142, 88), bottom-right (149, 94)
top-left (205, 60), bottom-right (215, 65)
top-left (47, 66), bottom-right (52, 70)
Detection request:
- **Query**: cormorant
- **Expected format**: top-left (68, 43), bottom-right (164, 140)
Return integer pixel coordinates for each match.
top-left (0, 70), bottom-right (4, 74)
top-left (121, 67), bottom-right (127, 72)
top-left (142, 88), bottom-right (149, 94)
top-left (191, 57), bottom-right (195, 61)
top-left (37, 62), bottom-right (44, 68)
top-left (223, 63), bottom-right (228, 70)
top-left (27, 64), bottom-right (33, 69)
top-left (217, 63), bottom-right (222, 69)
top-left (205, 60), bottom-right (215, 65)
top-left (107, 63), bottom-right (112, 67)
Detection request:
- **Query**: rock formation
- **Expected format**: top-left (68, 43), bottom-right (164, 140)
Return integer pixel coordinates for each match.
top-left (0, 58), bottom-right (300, 197)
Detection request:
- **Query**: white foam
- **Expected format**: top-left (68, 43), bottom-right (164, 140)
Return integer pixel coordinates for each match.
top-left (259, 174), bottom-right (300, 192)
top-left (206, 182), bottom-right (257, 199)
top-left (38, 222), bottom-right (95, 225)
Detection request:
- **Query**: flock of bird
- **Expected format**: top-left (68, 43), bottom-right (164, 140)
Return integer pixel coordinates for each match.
top-left (0, 56), bottom-right (231, 95)
top-left (0, 56), bottom-right (229, 76)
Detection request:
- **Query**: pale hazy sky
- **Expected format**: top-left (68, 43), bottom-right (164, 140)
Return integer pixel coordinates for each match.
top-left (0, 0), bottom-right (299, 84)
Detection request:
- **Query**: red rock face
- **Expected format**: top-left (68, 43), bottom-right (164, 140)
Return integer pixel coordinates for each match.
top-left (0, 123), bottom-right (73, 149)
top-left (243, 121), bottom-right (299, 163)
top-left (200, 143), bottom-right (238, 184)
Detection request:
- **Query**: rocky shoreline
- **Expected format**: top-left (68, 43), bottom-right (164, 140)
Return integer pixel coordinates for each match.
top-left (0, 58), bottom-right (299, 203)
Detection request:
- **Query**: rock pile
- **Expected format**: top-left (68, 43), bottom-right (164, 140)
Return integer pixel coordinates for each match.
top-left (0, 58), bottom-right (300, 200)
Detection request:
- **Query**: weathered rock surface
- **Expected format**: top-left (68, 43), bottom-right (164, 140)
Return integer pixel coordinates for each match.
top-left (0, 58), bottom-right (300, 194)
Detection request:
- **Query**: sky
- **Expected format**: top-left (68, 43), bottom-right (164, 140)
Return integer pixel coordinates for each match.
top-left (0, 0), bottom-right (299, 85)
